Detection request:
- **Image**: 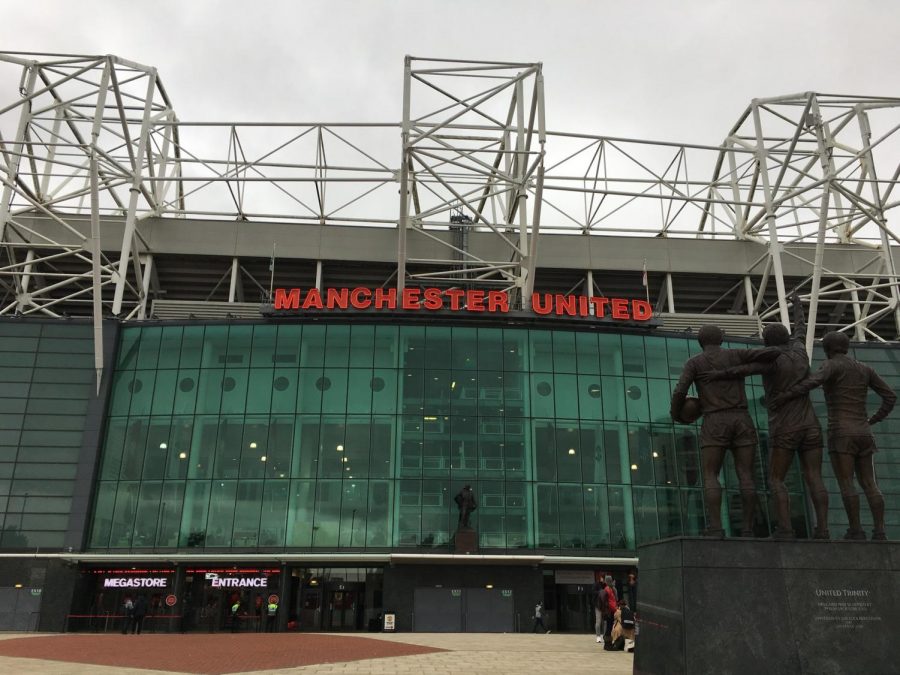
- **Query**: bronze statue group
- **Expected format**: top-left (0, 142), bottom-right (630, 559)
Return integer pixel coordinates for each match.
top-left (670, 293), bottom-right (895, 541)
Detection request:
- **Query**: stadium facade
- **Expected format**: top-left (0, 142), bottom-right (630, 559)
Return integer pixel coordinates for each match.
top-left (0, 54), bottom-right (899, 634)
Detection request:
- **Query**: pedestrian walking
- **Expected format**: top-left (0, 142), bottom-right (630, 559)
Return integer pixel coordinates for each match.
top-left (532, 601), bottom-right (549, 633)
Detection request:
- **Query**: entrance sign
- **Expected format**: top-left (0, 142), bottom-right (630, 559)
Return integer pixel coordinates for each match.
top-left (272, 287), bottom-right (653, 322)
top-left (209, 577), bottom-right (269, 588)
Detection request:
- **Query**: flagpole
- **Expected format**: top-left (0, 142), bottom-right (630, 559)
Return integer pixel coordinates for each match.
top-left (643, 258), bottom-right (649, 304)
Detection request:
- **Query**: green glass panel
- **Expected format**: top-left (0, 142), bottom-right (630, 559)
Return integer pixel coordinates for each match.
top-left (529, 331), bottom-right (553, 372)
top-left (503, 329), bottom-right (528, 372)
top-left (601, 376), bottom-right (625, 421)
top-left (165, 417), bottom-right (193, 479)
top-left (250, 325), bottom-right (277, 367)
top-left (504, 419), bottom-right (527, 479)
top-left (347, 369), bottom-right (373, 414)
top-left (343, 416), bottom-right (371, 479)
top-left (195, 369), bottom-right (224, 414)
top-left (200, 326), bottom-right (227, 368)
top-left (212, 417), bottom-right (242, 479)
top-left (246, 369), bottom-right (274, 414)
top-left (450, 415), bottom-right (476, 473)
top-left (504, 372), bottom-right (527, 418)
top-left (553, 373), bottom-right (578, 419)
top-left (132, 481), bottom-right (162, 547)
top-left (396, 478), bottom-right (421, 546)
top-left (120, 419), bottom-right (149, 480)
top-left (339, 480), bottom-right (368, 547)
top-left (479, 417), bottom-right (503, 478)
top-left (575, 332), bottom-right (600, 374)
top-left (143, 419), bottom-right (171, 480)
top-left (401, 368), bottom-right (423, 415)
top-left (205, 480), bottom-right (237, 547)
top-left (108, 482), bottom-right (139, 547)
top-left (608, 485), bottom-right (635, 549)
top-left (632, 486), bottom-right (659, 544)
top-left (179, 326), bottom-right (204, 369)
top-left (577, 375), bottom-right (602, 420)
top-left (424, 369), bottom-right (452, 416)
top-left (624, 378), bottom-right (650, 422)
top-left (371, 369), bottom-right (398, 415)
top-left (674, 427), bottom-right (701, 487)
top-left (220, 368), bottom-right (250, 414)
top-left (349, 325), bottom-right (375, 368)
top-left (648, 378), bottom-right (672, 426)
top-left (275, 324), bottom-right (302, 366)
top-left (425, 326), bottom-right (452, 371)
top-left (373, 326), bottom-right (398, 368)
top-left (451, 327), bottom-right (477, 370)
top-left (292, 416), bottom-right (320, 478)
top-left (558, 484), bottom-right (584, 548)
top-left (240, 417), bottom-right (269, 479)
top-left (535, 483), bottom-right (559, 548)
top-left (651, 426), bottom-right (678, 486)
top-left (666, 338), bottom-right (691, 378)
top-left (598, 333), bottom-right (623, 375)
top-left (297, 368), bottom-right (324, 414)
top-left (552, 331), bottom-right (577, 373)
top-left (421, 478), bottom-right (450, 547)
top-left (188, 416), bottom-right (218, 479)
top-left (259, 480), bottom-right (289, 547)
top-left (318, 416), bottom-right (346, 479)
top-left (628, 424), bottom-right (654, 485)
top-left (321, 369), bottom-right (349, 414)
top-left (136, 326), bottom-right (162, 370)
top-left (13, 463), bottom-right (76, 480)
top-left (157, 327), bottom-right (183, 369)
top-left (324, 325), bottom-right (350, 368)
top-left (583, 484), bottom-right (610, 548)
top-left (232, 480), bottom-right (263, 547)
top-left (127, 371), bottom-right (156, 416)
top-left (681, 489), bottom-right (705, 535)
top-left (88, 482), bottom-right (116, 547)
top-left (100, 418), bottom-right (126, 480)
top-left (603, 422), bottom-right (630, 484)
top-left (657, 487), bottom-right (683, 538)
top-left (156, 482), bottom-right (185, 547)
top-left (266, 417), bottom-right (293, 479)
top-left (556, 423), bottom-right (581, 482)
top-left (366, 480), bottom-right (391, 547)
top-left (399, 415), bottom-right (422, 478)
top-left (312, 480), bottom-right (341, 547)
top-left (226, 325), bottom-right (252, 364)
top-left (172, 370), bottom-right (199, 415)
top-left (478, 328), bottom-right (503, 369)
top-left (300, 325), bottom-right (326, 367)
top-left (116, 329), bottom-right (140, 370)
top-left (286, 479), bottom-right (315, 546)
top-left (533, 421), bottom-right (556, 481)
top-left (530, 374), bottom-right (555, 417)
top-left (400, 326), bottom-right (425, 369)
top-left (150, 370), bottom-right (177, 415)
top-left (477, 371), bottom-right (503, 417)
top-left (369, 416), bottom-right (394, 479)
top-left (271, 368), bottom-right (298, 414)
top-left (180, 480), bottom-right (210, 547)
top-left (504, 481), bottom-right (528, 548)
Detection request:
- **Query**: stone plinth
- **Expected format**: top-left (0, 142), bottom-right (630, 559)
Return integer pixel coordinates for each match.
top-left (453, 527), bottom-right (477, 554)
top-left (634, 537), bottom-right (900, 675)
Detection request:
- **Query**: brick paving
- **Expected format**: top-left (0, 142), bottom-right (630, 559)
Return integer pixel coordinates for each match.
top-left (0, 632), bottom-right (634, 675)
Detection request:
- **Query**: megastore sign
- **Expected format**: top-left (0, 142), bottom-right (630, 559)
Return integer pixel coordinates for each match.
top-left (103, 577), bottom-right (168, 588)
top-left (272, 287), bottom-right (653, 322)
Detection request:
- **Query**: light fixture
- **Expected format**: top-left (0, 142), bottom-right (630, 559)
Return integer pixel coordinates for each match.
top-left (179, 452), bottom-right (187, 460)
top-left (451, 381), bottom-right (456, 390)
top-left (159, 442), bottom-right (167, 449)
top-left (260, 455), bottom-right (267, 462)
top-left (652, 451), bottom-right (659, 458)
top-left (568, 448), bottom-right (576, 455)
top-left (336, 445), bottom-right (344, 452)
top-left (486, 584), bottom-right (494, 589)
top-left (587, 487), bottom-right (593, 492)
top-left (250, 442), bottom-right (257, 449)
top-left (14, 583), bottom-right (23, 589)
top-left (631, 464), bottom-right (638, 471)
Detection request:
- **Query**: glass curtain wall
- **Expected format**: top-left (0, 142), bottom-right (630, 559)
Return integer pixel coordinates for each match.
top-left (88, 322), bottom-right (824, 554)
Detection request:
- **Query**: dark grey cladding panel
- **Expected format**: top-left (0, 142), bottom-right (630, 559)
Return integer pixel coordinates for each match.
top-left (633, 536), bottom-right (682, 572)
top-left (777, 540), bottom-right (896, 571)
top-left (679, 537), bottom-right (781, 569)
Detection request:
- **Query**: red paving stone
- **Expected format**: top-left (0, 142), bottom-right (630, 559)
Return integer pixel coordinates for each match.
top-left (0, 633), bottom-right (446, 674)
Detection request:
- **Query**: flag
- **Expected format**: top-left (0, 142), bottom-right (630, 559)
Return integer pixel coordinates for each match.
top-left (641, 260), bottom-right (648, 288)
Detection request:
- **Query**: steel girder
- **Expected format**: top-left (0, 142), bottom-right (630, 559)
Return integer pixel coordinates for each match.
top-left (3, 54), bottom-right (900, 345)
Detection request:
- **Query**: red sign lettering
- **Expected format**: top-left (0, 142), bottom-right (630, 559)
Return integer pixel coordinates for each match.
top-left (270, 288), bottom-right (653, 322)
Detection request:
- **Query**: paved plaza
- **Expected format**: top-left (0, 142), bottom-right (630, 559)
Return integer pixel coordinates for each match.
top-left (0, 632), bottom-right (633, 675)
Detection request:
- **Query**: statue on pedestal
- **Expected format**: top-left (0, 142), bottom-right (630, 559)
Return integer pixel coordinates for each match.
top-left (670, 325), bottom-right (765, 537)
top-left (454, 484), bottom-right (477, 529)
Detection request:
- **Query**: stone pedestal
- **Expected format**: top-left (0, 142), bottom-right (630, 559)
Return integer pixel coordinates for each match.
top-left (453, 527), bottom-right (477, 554)
top-left (634, 537), bottom-right (900, 675)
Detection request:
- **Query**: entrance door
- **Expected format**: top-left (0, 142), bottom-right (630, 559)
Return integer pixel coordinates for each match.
top-left (326, 588), bottom-right (359, 630)
top-left (557, 584), bottom-right (594, 632)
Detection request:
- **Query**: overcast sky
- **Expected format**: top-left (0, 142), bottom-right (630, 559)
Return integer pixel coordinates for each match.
top-left (3, 0), bottom-right (899, 144)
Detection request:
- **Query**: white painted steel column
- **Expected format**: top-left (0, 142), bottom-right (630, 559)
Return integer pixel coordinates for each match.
top-left (315, 260), bottom-right (323, 292)
top-left (138, 255), bottom-right (153, 320)
top-left (0, 62), bottom-right (36, 243)
top-left (112, 71), bottom-right (157, 315)
top-left (397, 56), bottom-right (412, 293)
top-left (665, 273), bottom-right (675, 313)
top-left (228, 257), bottom-right (239, 303)
top-left (751, 101), bottom-right (790, 327)
top-left (806, 96), bottom-right (833, 356)
top-left (744, 276), bottom-right (754, 316)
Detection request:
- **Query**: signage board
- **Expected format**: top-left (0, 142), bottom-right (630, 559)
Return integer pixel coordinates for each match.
top-left (383, 612), bottom-right (396, 632)
top-left (103, 577), bottom-right (168, 588)
top-left (554, 570), bottom-right (596, 585)
top-left (165, 594), bottom-right (177, 607)
top-left (270, 287), bottom-right (653, 322)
